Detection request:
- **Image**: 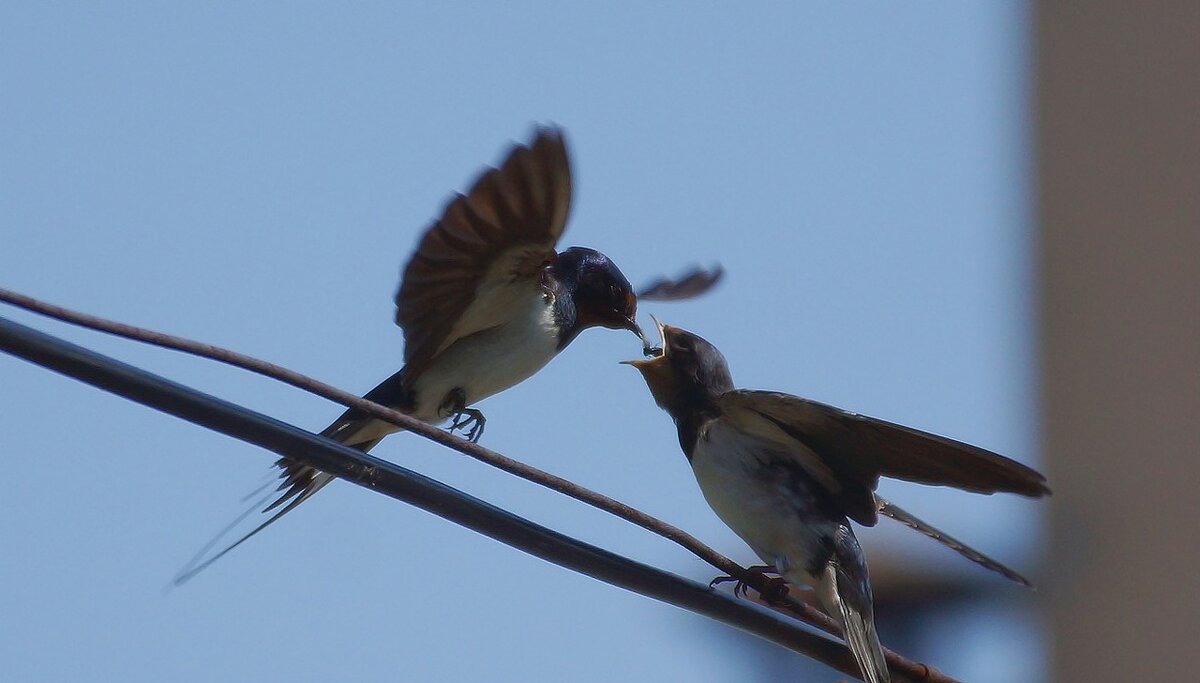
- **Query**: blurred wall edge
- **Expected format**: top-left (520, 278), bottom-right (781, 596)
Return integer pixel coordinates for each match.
top-left (1037, 2), bottom-right (1200, 681)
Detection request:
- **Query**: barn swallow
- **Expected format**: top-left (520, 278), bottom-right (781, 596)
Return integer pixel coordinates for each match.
top-left (175, 128), bottom-right (721, 583)
top-left (627, 322), bottom-right (1049, 683)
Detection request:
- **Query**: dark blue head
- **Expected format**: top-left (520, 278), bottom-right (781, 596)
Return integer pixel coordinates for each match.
top-left (549, 247), bottom-right (643, 343)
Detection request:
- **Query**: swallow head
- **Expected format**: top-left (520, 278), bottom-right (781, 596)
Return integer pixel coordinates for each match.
top-left (557, 247), bottom-right (644, 343)
top-left (624, 319), bottom-right (733, 417)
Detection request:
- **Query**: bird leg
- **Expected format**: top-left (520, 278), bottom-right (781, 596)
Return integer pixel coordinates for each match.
top-left (710, 565), bottom-right (790, 605)
top-left (440, 389), bottom-right (486, 443)
top-left (450, 408), bottom-right (485, 443)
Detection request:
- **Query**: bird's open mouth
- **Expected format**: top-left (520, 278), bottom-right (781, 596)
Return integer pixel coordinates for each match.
top-left (624, 315), bottom-right (668, 365)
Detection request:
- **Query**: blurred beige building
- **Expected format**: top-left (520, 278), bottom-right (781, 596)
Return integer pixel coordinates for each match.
top-left (1038, 2), bottom-right (1199, 681)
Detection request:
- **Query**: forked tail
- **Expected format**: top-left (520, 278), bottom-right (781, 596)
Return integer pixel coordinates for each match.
top-left (172, 413), bottom-right (399, 585)
top-left (876, 497), bottom-right (1033, 588)
top-left (172, 369), bottom-right (416, 584)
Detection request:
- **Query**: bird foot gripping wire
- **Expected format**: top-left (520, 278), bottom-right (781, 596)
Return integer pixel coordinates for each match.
top-left (440, 388), bottom-right (486, 443)
top-left (710, 565), bottom-right (790, 605)
top-left (448, 407), bottom-right (486, 443)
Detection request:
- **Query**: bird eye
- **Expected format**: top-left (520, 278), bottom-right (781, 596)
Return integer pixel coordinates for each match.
top-left (608, 284), bottom-right (622, 305)
top-left (671, 336), bottom-right (693, 353)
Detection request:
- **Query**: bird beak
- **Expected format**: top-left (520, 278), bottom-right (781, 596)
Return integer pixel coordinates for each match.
top-left (623, 316), bottom-right (648, 349)
top-left (622, 315), bottom-right (669, 367)
top-left (620, 289), bottom-right (647, 349)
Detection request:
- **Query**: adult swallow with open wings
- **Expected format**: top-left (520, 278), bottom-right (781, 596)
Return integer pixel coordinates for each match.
top-left (176, 128), bottom-right (720, 582)
top-left (627, 322), bottom-right (1049, 683)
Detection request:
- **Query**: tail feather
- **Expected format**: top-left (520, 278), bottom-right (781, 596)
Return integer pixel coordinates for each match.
top-left (173, 369), bottom-right (416, 584)
top-left (823, 525), bottom-right (889, 683)
top-left (172, 416), bottom-right (395, 586)
top-left (876, 497), bottom-right (1033, 588)
top-left (833, 580), bottom-right (888, 683)
top-left (172, 465), bottom-right (337, 585)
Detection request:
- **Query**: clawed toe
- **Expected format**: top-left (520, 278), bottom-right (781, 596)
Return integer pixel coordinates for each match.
top-left (709, 566), bottom-right (788, 603)
top-left (448, 408), bottom-right (486, 443)
top-left (709, 574), bottom-right (738, 590)
top-left (756, 576), bottom-right (791, 605)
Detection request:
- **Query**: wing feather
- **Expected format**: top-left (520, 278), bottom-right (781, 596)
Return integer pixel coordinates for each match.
top-left (720, 390), bottom-right (1049, 525)
top-left (637, 264), bottom-right (724, 301)
top-left (394, 127), bottom-right (571, 382)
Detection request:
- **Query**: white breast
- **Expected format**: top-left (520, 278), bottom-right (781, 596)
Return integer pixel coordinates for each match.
top-left (691, 420), bottom-right (828, 581)
top-left (407, 293), bottom-right (561, 422)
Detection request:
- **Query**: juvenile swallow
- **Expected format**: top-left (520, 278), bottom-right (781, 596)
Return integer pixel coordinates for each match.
top-left (627, 322), bottom-right (1049, 683)
top-left (175, 128), bottom-right (719, 583)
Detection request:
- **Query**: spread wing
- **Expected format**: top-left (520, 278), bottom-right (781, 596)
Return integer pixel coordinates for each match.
top-left (637, 264), bottom-right (724, 301)
top-left (719, 389), bottom-right (1050, 526)
top-left (394, 127), bottom-right (572, 382)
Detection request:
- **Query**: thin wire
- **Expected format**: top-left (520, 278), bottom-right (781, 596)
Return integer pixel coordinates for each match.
top-left (0, 289), bottom-right (961, 683)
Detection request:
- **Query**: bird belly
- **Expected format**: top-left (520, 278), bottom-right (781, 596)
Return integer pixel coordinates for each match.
top-left (691, 421), bottom-right (835, 584)
top-left (407, 295), bottom-right (561, 421)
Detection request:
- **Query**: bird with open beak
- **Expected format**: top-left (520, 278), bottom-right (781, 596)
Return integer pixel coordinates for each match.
top-left (627, 321), bottom-right (1050, 683)
top-left (176, 127), bottom-right (720, 583)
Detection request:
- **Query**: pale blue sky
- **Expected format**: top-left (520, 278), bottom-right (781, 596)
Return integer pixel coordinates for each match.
top-left (1, 3), bottom-right (1040, 681)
